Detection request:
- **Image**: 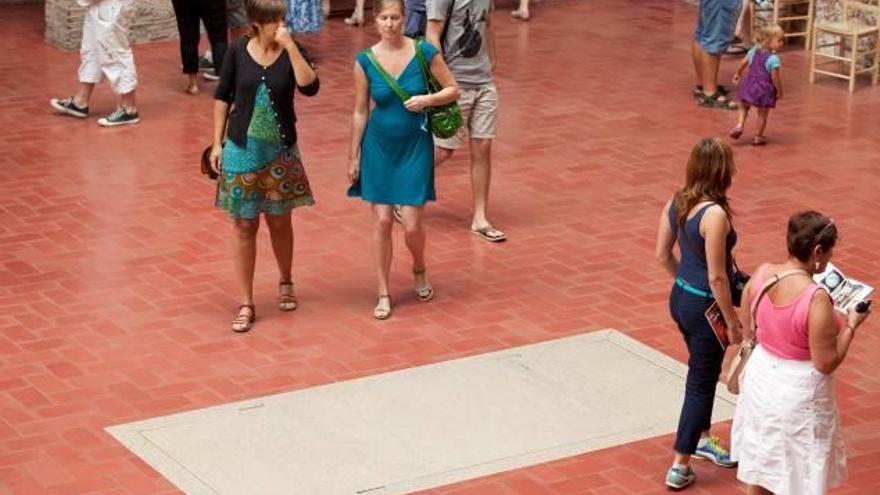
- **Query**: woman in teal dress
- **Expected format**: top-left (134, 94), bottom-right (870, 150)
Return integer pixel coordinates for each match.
top-left (210, 0), bottom-right (319, 332)
top-left (347, 0), bottom-right (459, 319)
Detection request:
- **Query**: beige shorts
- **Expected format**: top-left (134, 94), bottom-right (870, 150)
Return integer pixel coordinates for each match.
top-left (434, 83), bottom-right (498, 150)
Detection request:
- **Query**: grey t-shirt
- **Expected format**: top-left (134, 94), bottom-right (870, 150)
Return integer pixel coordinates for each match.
top-left (426, 0), bottom-right (493, 86)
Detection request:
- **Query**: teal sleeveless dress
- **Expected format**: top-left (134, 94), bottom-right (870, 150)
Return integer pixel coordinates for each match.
top-left (216, 84), bottom-right (315, 219)
top-left (347, 41), bottom-right (437, 206)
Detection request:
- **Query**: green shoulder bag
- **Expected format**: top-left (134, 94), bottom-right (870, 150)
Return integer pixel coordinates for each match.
top-left (364, 39), bottom-right (463, 139)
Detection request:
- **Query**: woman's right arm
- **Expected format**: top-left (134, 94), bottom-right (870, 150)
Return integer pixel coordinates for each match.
top-left (654, 200), bottom-right (679, 278)
top-left (210, 100), bottom-right (230, 173)
top-left (348, 61), bottom-right (370, 184)
top-left (809, 292), bottom-right (870, 374)
top-left (210, 45), bottom-right (236, 173)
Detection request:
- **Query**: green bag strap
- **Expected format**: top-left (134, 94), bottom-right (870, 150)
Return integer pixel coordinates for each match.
top-left (413, 39), bottom-right (440, 94)
top-left (363, 48), bottom-right (411, 103)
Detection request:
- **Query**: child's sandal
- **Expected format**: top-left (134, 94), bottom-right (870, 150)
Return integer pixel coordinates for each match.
top-left (752, 135), bottom-right (767, 146)
top-left (278, 282), bottom-right (298, 311)
top-left (232, 304), bottom-right (255, 333)
top-left (729, 126), bottom-right (744, 139)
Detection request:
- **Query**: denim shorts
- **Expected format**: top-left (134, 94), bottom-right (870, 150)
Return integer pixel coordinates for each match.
top-left (694, 0), bottom-right (741, 54)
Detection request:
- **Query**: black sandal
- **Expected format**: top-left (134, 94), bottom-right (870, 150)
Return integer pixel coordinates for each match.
top-left (698, 91), bottom-right (738, 110)
top-left (693, 85), bottom-right (729, 97)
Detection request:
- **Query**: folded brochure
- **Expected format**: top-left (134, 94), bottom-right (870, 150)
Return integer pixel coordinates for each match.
top-left (813, 262), bottom-right (874, 313)
top-left (704, 301), bottom-right (729, 350)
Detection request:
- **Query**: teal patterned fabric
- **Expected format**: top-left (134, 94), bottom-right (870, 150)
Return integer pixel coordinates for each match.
top-left (221, 84), bottom-right (282, 174)
top-left (216, 83), bottom-right (315, 219)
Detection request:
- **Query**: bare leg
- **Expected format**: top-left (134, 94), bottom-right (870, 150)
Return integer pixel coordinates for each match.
top-left (734, 0), bottom-right (748, 40)
top-left (400, 206), bottom-right (433, 300)
top-left (469, 138), bottom-right (494, 231)
top-left (755, 107), bottom-right (770, 137)
top-left (346, 0), bottom-right (366, 25)
top-left (400, 206), bottom-right (426, 271)
top-left (73, 82), bottom-right (96, 108)
top-left (701, 51), bottom-right (721, 96)
top-left (746, 485), bottom-right (773, 495)
top-left (512, 0), bottom-right (530, 20)
top-left (692, 40), bottom-right (703, 86)
top-left (371, 204), bottom-right (394, 298)
top-left (264, 211), bottom-right (294, 284)
top-left (730, 103), bottom-right (749, 138)
top-left (737, 104), bottom-right (750, 128)
top-left (232, 218), bottom-right (259, 307)
top-left (434, 145), bottom-right (454, 168)
top-left (119, 91), bottom-right (137, 113)
top-left (673, 452), bottom-right (692, 466)
top-left (185, 73), bottom-right (199, 95)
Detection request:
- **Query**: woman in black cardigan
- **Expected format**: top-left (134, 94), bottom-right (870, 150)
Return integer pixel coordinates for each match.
top-left (209, 0), bottom-right (319, 333)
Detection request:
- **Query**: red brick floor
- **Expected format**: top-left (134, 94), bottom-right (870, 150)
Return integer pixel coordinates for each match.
top-left (2, 0), bottom-right (880, 493)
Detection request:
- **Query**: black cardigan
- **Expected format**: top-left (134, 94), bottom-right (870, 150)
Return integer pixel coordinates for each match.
top-left (215, 37), bottom-right (319, 148)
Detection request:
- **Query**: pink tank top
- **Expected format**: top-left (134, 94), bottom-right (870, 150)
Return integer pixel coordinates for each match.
top-left (753, 267), bottom-right (822, 361)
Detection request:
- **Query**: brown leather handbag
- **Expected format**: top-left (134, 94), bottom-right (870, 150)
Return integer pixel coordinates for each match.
top-left (201, 145), bottom-right (219, 180)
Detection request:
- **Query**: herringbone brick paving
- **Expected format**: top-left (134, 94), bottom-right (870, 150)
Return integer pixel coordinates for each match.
top-left (1, 0), bottom-right (879, 493)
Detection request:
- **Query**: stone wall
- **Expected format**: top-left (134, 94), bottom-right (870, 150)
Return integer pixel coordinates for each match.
top-left (44, 0), bottom-right (178, 51)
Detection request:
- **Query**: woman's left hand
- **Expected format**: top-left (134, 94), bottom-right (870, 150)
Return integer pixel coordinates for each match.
top-left (404, 95), bottom-right (429, 112)
top-left (274, 25), bottom-right (296, 51)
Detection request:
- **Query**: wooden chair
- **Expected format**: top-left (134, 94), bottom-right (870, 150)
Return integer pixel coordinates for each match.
top-left (750, 0), bottom-right (816, 50)
top-left (810, 0), bottom-right (880, 92)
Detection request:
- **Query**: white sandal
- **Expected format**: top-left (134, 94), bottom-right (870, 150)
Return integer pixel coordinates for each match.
top-left (373, 295), bottom-right (392, 320)
top-left (279, 282), bottom-right (298, 311)
top-left (232, 304), bottom-right (255, 333)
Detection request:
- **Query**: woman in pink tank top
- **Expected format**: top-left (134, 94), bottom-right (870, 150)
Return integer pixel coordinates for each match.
top-left (731, 211), bottom-right (872, 495)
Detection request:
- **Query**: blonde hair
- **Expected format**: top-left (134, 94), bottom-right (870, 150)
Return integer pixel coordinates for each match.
top-left (755, 24), bottom-right (784, 49)
top-left (673, 137), bottom-right (736, 228)
top-left (373, 0), bottom-right (405, 15)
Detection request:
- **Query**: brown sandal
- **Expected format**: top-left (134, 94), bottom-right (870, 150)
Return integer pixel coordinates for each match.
top-left (278, 282), bottom-right (298, 311)
top-left (413, 268), bottom-right (434, 302)
top-left (232, 304), bottom-right (255, 333)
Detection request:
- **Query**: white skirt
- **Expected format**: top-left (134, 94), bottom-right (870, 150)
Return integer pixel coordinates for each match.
top-left (731, 345), bottom-right (847, 495)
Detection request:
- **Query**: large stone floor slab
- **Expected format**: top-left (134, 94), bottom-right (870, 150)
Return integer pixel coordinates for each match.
top-left (107, 329), bottom-right (736, 495)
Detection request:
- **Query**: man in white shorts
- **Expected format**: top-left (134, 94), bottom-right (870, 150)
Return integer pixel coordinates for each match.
top-left (50, 0), bottom-right (140, 126)
top-left (425, 0), bottom-right (505, 242)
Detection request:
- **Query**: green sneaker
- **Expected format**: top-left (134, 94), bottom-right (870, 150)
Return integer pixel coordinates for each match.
top-left (694, 435), bottom-right (737, 468)
top-left (50, 97), bottom-right (89, 118)
top-left (665, 465), bottom-right (695, 490)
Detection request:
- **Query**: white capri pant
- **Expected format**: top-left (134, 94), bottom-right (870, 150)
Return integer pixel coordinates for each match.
top-left (77, 0), bottom-right (138, 94)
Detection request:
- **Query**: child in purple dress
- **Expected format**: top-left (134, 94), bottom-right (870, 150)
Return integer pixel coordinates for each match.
top-left (730, 25), bottom-right (784, 146)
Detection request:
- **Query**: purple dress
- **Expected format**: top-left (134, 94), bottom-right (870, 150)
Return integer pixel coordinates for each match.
top-left (739, 49), bottom-right (777, 108)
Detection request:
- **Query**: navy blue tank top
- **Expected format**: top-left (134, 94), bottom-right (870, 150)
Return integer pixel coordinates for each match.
top-left (668, 202), bottom-right (737, 292)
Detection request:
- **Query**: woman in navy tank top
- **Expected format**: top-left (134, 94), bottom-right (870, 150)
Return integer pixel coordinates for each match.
top-left (654, 137), bottom-right (743, 490)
